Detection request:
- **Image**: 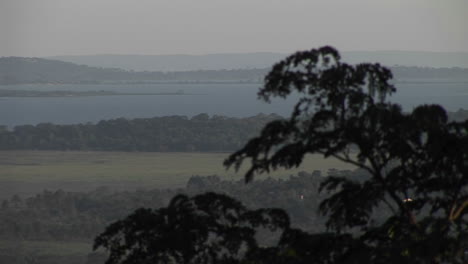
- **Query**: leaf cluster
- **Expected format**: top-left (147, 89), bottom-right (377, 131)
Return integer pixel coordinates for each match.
top-left (94, 192), bottom-right (290, 264)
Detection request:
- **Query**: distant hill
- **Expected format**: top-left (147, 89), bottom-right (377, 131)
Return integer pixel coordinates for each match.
top-left (1, 57), bottom-right (467, 85)
top-left (0, 57), bottom-right (129, 84)
top-left (48, 51), bottom-right (468, 71)
top-left (47, 53), bottom-right (285, 72)
top-left (342, 51), bottom-right (468, 69)
top-left (390, 66), bottom-right (468, 80)
top-left (0, 57), bottom-right (266, 85)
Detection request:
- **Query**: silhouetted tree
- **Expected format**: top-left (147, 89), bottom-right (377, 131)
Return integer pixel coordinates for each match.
top-left (225, 46), bottom-right (468, 263)
top-left (94, 46), bottom-right (467, 264)
top-left (94, 192), bottom-right (291, 264)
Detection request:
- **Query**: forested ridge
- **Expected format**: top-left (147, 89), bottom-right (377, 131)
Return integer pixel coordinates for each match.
top-left (0, 114), bottom-right (280, 151)
top-left (1, 57), bottom-right (467, 85)
top-left (1, 110), bottom-right (467, 152)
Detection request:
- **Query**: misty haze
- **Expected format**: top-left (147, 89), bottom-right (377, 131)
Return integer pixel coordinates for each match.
top-left (0, 1), bottom-right (467, 264)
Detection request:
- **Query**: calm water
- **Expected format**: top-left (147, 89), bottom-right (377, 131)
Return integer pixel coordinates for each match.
top-left (1, 82), bottom-right (467, 127)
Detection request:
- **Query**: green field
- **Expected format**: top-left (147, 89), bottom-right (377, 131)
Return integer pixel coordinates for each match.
top-left (0, 151), bottom-right (356, 199)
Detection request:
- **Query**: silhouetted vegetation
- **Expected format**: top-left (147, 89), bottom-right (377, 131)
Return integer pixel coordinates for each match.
top-left (95, 47), bottom-right (467, 263)
top-left (224, 46), bottom-right (468, 263)
top-left (1, 47), bottom-right (467, 263)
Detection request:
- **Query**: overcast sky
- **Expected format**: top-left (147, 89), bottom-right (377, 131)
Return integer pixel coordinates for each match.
top-left (1, 0), bottom-right (467, 57)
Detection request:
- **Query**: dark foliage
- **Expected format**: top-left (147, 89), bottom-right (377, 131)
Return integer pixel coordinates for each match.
top-left (88, 46), bottom-right (468, 263)
top-left (94, 192), bottom-right (291, 264)
top-left (93, 191), bottom-right (378, 264)
top-left (224, 46), bottom-right (467, 263)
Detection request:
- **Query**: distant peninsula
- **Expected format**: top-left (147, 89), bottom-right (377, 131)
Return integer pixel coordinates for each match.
top-left (1, 57), bottom-right (467, 85)
top-left (47, 51), bottom-right (468, 71)
top-left (0, 57), bottom-right (265, 85)
top-left (0, 89), bottom-right (192, 98)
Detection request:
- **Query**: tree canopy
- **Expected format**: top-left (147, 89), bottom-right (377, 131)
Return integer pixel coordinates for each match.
top-left (94, 192), bottom-right (291, 264)
top-left (96, 46), bottom-right (467, 263)
top-left (224, 46), bottom-right (468, 263)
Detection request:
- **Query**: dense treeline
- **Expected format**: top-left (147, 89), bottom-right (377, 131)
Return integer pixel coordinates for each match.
top-left (0, 170), bottom-right (390, 264)
top-left (0, 114), bottom-right (280, 151)
top-left (1, 57), bottom-right (467, 85)
top-left (2, 110), bottom-right (467, 152)
top-left (0, 170), bottom-right (373, 242)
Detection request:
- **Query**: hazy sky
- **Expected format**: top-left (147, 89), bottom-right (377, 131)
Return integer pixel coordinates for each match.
top-left (1, 0), bottom-right (467, 57)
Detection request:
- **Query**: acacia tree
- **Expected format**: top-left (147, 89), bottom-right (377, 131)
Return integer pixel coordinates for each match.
top-left (224, 46), bottom-right (467, 263)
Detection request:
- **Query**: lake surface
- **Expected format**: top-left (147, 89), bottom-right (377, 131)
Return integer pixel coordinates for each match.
top-left (1, 81), bottom-right (467, 127)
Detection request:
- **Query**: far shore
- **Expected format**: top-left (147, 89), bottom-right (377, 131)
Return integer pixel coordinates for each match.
top-left (0, 89), bottom-right (202, 97)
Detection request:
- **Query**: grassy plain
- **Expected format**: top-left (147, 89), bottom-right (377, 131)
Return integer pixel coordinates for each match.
top-left (0, 151), bottom-right (356, 260)
top-left (0, 150), bottom-right (356, 199)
